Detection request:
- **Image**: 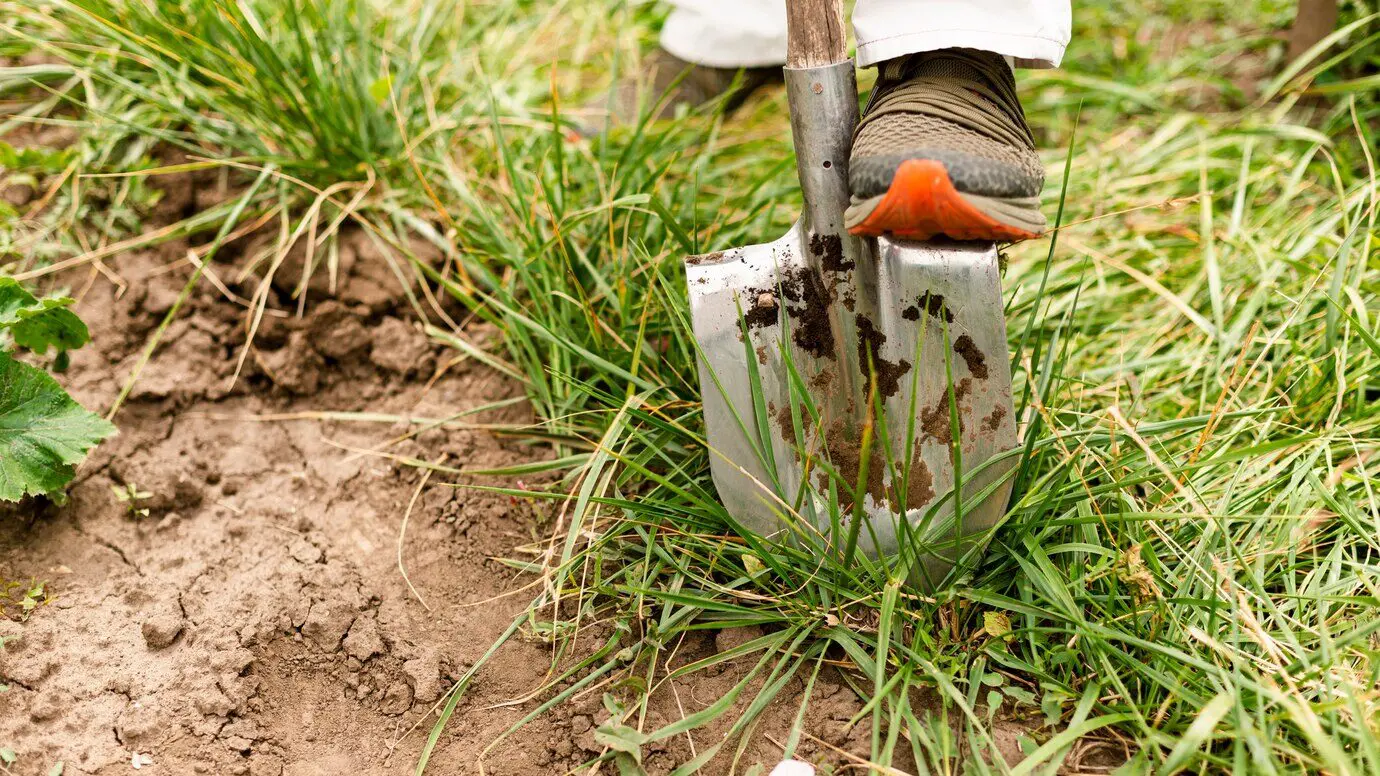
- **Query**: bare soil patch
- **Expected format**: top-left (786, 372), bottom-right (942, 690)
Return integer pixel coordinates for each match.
top-left (0, 192), bottom-right (894, 774)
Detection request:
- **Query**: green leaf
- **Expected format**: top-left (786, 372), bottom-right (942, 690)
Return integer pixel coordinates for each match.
top-left (1157, 691), bottom-right (1234, 775)
top-left (0, 278), bottom-right (90, 355)
top-left (49, 762), bottom-right (65, 776)
top-left (0, 351), bottom-right (116, 501)
top-left (741, 552), bottom-right (766, 578)
top-left (987, 689), bottom-right (1004, 717)
top-left (983, 611), bottom-right (1013, 640)
top-left (0, 748), bottom-right (16, 765)
top-left (368, 75), bottom-right (394, 104)
top-left (612, 752), bottom-right (647, 776)
top-left (593, 721), bottom-right (647, 762)
top-left (0, 140), bottom-right (74, 174)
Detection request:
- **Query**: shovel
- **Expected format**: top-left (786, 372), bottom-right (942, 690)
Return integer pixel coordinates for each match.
top-left (684, 0), bottom-right (1019, 589)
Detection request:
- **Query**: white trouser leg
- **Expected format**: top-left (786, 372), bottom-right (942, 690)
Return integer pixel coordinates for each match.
top-left (660, 0), bottom-right (1070, 69)
top-left (854, 0), bottom-right (1070, 68)
top-left (660, 0), bottom-right (790, 68)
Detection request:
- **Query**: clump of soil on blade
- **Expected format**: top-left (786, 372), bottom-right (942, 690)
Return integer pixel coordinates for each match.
top-left (744, 266), bottom-right (835, 360)
top-left (902, 291), bottom-right (953, 324)
top-left (953, 334), bottom-right (989, 379)
top-left (903, 449), bottom-right (936, 509)
top-left (921, 377), bottom-right (974, 443)
top-left (810, 232), bottom-right (852, 273)
top-left (981, 404), bottom-right (1008, 434)
top-left (855, 314), bottom-right (912, 398)
top-left (819, 420), bottom-right (888, 511)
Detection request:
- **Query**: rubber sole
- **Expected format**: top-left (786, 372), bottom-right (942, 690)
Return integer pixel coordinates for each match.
top-left (845, 158), bottom-right (1041, 242)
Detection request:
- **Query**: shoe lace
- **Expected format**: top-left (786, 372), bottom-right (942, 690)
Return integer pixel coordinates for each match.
top-left (855, 49), bottom-right (1034, 152)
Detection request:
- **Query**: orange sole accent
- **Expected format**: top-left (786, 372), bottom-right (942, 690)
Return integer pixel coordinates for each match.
top-left (848, 158), bottom-right (1039, 242)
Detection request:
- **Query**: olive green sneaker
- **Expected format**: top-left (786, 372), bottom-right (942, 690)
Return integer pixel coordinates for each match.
top-left (845, 48), bottom-right (1046, 242)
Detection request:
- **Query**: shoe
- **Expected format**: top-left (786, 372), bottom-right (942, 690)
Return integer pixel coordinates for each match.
top-left (589, 48), bottom-right (781, 128)
top-left (845, 49), bottom-right (1046, 242)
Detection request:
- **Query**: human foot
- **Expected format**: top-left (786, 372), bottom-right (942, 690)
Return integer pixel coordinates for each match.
top-left (845, 49), bottom-right (1045, 242)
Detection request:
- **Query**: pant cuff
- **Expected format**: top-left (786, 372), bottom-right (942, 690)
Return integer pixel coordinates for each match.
top-left (660, 8), bottom-right (788, 68)
top-left (856, 28), bottom-right (1066, 69)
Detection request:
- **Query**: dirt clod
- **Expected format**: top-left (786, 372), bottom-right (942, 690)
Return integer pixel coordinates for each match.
top-left (715, 625), bottom-right (764, 654)
top-left (2, 182), bottom-right (36, 208)
top-left (744, 266), bottom-right (836, 360)
top-left (855, 315), bottom-right (912, 398)
top-left (981, 404), bottom-right (1007, 434)
top-left (307, 301), bottom-right (372, 360)
top-left (822, 420), bottom-right (888, 510)
top-left (257, 331), bottom-right (325, 394)
top-left (902, 292), bottom-right (954, 324)
top-left (380, 681), bottom-right (413, 716)
top-left (403, 649), bottom-right (444, 704)
top-left (334, 231), bottom-right (418, 314)
top-left (920, 378), bottom-right (973, 443)
top-left (369, 317), bottom-right (432, 375)
top-left (953, 334), bottom-right (988, 379)
top-left (301, 600), bottom-right (357, 652)
top-left (809, 369), bottom-right (834, 392)
top-left (341, 616), bottom-right (385, 662)
top-left (811, 232), bottom-right (853, 273)
top-left (903, 451), bottom-right (935, 509)
top-left (142, 608), bottom-right (185, 650)
top-left (788, 269), bottom-right (835, 358)
top-left (743, 293), bottom-right (780, 329)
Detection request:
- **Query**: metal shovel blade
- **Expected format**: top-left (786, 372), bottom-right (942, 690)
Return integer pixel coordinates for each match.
top-left (684, 61), bottom-right (1018, 588)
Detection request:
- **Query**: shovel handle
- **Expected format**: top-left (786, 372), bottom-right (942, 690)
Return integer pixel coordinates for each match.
top-left (786, 0), bottom-right (848, 68)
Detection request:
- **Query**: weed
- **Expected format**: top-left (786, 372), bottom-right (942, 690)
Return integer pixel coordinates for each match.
top-left (0, 577), bottom-right (48, 621)
top-left (111, 482), bottom-right (152, 520)
top-left (0, 278), bottom-right (114, 502)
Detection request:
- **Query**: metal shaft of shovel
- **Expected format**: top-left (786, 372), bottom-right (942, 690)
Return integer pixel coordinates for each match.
top-left (685, 0), bottom-right (1019, 589)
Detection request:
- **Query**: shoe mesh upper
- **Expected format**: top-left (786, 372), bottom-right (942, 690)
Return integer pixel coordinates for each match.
top-left (850, 49), bottom-right (1043, 199)
top-left (852, 113), bottom-right (1033, 173)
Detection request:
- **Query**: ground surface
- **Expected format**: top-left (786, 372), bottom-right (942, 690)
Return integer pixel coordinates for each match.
top-left (0, 201), bottom-right (910, 775)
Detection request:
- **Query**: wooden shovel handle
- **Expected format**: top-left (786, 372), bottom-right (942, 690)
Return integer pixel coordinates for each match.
top-left (785, 0), bottom-right (848, 68)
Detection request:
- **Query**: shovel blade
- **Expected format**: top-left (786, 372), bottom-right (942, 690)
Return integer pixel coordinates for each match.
top-left (686, 230), bottom-right (1018, 588)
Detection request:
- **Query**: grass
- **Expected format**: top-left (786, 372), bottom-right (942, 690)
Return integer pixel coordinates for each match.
top-left (3, 0), bottom-right (1379, 773)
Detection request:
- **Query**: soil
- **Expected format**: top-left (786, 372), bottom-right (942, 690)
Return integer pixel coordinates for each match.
top-left (853, 315), bottom-right (911, 400)
top-left (980, 405), bottom-right (1008, 435)
top-left (0, 176), bottom-right (951, 775)
top-left (951, 335), bottom-right (988, 381)
top-left (900, 293), bottom-right (953, 325)
top-left (920, 378), bottom-right (973, 444)
top-left (902, 451), bottom-right (935, 510)
top-left (744, 267), bottom-right (834, 361)
top-left (819, 419), bottom-right (887, 512)
top-left (809, 234), bottom-right (851, 275)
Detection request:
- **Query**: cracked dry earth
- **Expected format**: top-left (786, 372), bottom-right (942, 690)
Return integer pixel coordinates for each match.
top-left (0, 200), bottom-right (898, 774)
top-left (0, 223), bottom-right (566, 774)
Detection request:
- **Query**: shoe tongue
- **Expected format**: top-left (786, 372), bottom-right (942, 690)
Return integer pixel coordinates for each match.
top-left (879, 49), bottom-right (999, 107)
top-left (905, 51), bottom-right (985, 83)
